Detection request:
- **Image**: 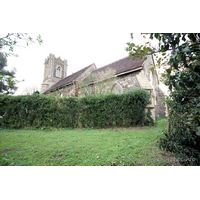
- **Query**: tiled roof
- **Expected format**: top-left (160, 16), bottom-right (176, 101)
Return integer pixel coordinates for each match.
top-left (83, 56), bottom-right (144, 83)
top-left (43, 64), bottom-right (94, 94)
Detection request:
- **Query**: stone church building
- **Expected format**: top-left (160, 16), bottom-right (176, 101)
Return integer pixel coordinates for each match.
top-left (41, 53), bottom-right (166, 120)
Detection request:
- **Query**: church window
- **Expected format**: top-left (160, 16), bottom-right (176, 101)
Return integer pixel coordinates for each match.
top-left (56, 67), bottom-right (61, 77)
top-left (111, 83), bottom-right (122, 94)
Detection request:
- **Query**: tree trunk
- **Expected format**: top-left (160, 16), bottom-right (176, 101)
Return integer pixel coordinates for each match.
top-left (167, 105), bottom-right (171, 132)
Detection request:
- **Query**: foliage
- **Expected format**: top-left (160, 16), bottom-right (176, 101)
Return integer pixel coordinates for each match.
top-left (0, 33), bottom-right (43, 57)
top-left (0, 33), bottom-right (43, 93)
top-left (0, 118), bottom-right (180, 166)
top-left (0, 44), bottom-right (17, 94)
top-left (0, 89), bottom-right (150, 129)
top-left (158, 94), bottom-right (200, 165)
top-left (79, 89), bottom-right (149, 128)
top-left (144, 109), bottom-right (155, 126)
top-left (126, 33), bottom-right (200, 165)
top-left (126, 33), bottom-right (200, 94)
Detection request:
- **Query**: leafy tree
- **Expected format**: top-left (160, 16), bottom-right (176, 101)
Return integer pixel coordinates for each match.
top-left (126, 33), bottom-right (200, 93)
top-left (0, 44), bottom-right (17, 94)
top-left (0, 33), bottom-right (43, 94)
top-left (0, 33), bottom-right (43, 57)
top-left (126, 33), bottom-right (200, 165)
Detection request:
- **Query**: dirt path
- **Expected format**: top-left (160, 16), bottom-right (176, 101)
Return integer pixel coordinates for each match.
top-left (0, 149), bottom-right (16, 155)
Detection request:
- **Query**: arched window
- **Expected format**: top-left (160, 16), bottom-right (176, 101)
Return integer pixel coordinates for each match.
top-left (111, 83), bottom-right (122, 94)
top-left (56, 67), bottom-right (61, 77)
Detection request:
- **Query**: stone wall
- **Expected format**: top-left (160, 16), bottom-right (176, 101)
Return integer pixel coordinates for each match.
top-left (155, 87), bottom-right (166, 117)
top-left (76, 70), bottom-right (141, 97)
top-left (116, 70), bottom-right (141, 92)
top-left (61, 84), bottom-right (76, 97)
top-left (41, 54), bottom-right (67, 94)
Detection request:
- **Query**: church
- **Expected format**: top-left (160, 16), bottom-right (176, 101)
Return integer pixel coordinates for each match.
top-left (40, 53), bottom-right (166, 120)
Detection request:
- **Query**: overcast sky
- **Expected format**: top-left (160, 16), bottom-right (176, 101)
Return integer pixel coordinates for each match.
top-left (6, 32), bottom-right (145, 95)
top-left (3, 0), bottom-right (197, 95)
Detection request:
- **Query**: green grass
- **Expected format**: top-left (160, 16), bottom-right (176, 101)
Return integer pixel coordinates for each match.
top-left (0, 118), bottom-right (179, 166)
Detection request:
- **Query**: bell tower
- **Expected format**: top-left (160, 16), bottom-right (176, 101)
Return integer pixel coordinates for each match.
top-left (40, 53), bottom-right (67, 93)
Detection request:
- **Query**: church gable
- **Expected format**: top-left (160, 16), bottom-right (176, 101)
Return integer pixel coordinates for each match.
top-left (83, 56), bottom-right (144, 84)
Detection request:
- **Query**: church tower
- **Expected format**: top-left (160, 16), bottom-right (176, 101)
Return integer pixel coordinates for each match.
top-left (40, 53), bottom-right (67, 93)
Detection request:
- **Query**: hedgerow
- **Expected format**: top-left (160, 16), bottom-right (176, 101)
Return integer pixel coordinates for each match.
top-left (0, 88), bottom-right (151, 129)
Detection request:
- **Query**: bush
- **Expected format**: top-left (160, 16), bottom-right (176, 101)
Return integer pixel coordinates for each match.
top-left (158, 89), bottom-right (200, 166)
top-left (0, 89), bottom-right (151, 129)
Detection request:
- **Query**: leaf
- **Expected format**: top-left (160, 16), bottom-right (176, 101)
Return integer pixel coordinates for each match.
top-left (196, 127), bottom-right (200, 136)
top-left (189, 76), bottom-right (194, 82)
top-left (187, 118), bottom-right (193, 121)
top-left (182, 46), bottom-right (190, 53)
top-left (155, 33), bottom-right (159, 38)
top-left (150, 33), bottom-right (154, 40)
top-left (166, 68), bottom-right (172, 75)
top-left (130, 33), bottom-right (133, 39)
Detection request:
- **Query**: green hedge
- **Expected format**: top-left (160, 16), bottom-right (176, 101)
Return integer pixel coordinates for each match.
top-left (0, 89), bottom-right (150, 128)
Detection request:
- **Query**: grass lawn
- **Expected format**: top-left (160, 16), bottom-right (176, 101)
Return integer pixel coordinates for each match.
top-left (0, 118), bottom-right (181, 166)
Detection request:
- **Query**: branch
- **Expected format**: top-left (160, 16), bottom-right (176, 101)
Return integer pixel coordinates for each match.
top-left (0, 33), bottom-right (14, 40)
top-left (129, 49), bottom-right (171, 57)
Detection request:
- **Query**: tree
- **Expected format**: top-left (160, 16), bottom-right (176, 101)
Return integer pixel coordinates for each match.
top-left (0, 33), bottom-right (43, 57)
top-left (126, 33), bottom-right (200, 165)
top-left (0, 33), bottom-right (43, 94)
top-left (0, 44), bottom-right (17, 94)
top-left (21, 86), bottom-right (39, 95)
top-left (126, 33), bottom-right (200, 93)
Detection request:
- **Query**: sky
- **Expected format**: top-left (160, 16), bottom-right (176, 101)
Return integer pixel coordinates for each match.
top-left (3, 0), bottom-right (198, 96)
top-left (2, 0), bottom-right (198, 96)
top-left (1, 0), bottom-right (178, 96)
top-left (5, 32), bottom-right (160, 95)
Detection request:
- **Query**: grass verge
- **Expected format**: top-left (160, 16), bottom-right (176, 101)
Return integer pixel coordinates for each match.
top-left (0, 118), bottom-right (181, 166)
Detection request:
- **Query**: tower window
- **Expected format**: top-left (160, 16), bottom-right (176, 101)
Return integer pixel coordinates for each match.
top-left (56, 67), bottom-right (61, 77)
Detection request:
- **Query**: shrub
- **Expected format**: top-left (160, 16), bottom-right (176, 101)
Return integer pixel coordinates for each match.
top-left (158, 90), bottom-right (200, 166)
top-left (0, 89), bottom-right (151, 129)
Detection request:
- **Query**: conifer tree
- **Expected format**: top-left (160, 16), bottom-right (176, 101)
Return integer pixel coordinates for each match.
top-left (0, 44), bottom-right (17, 94)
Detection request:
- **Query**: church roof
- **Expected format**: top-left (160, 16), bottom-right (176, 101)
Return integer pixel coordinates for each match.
top-left (43, 64), bottom-right (94, 94)
top-left (83, 56), bottom-right (144, 84)
top-left (97, 56), bottom-right (144, 74)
